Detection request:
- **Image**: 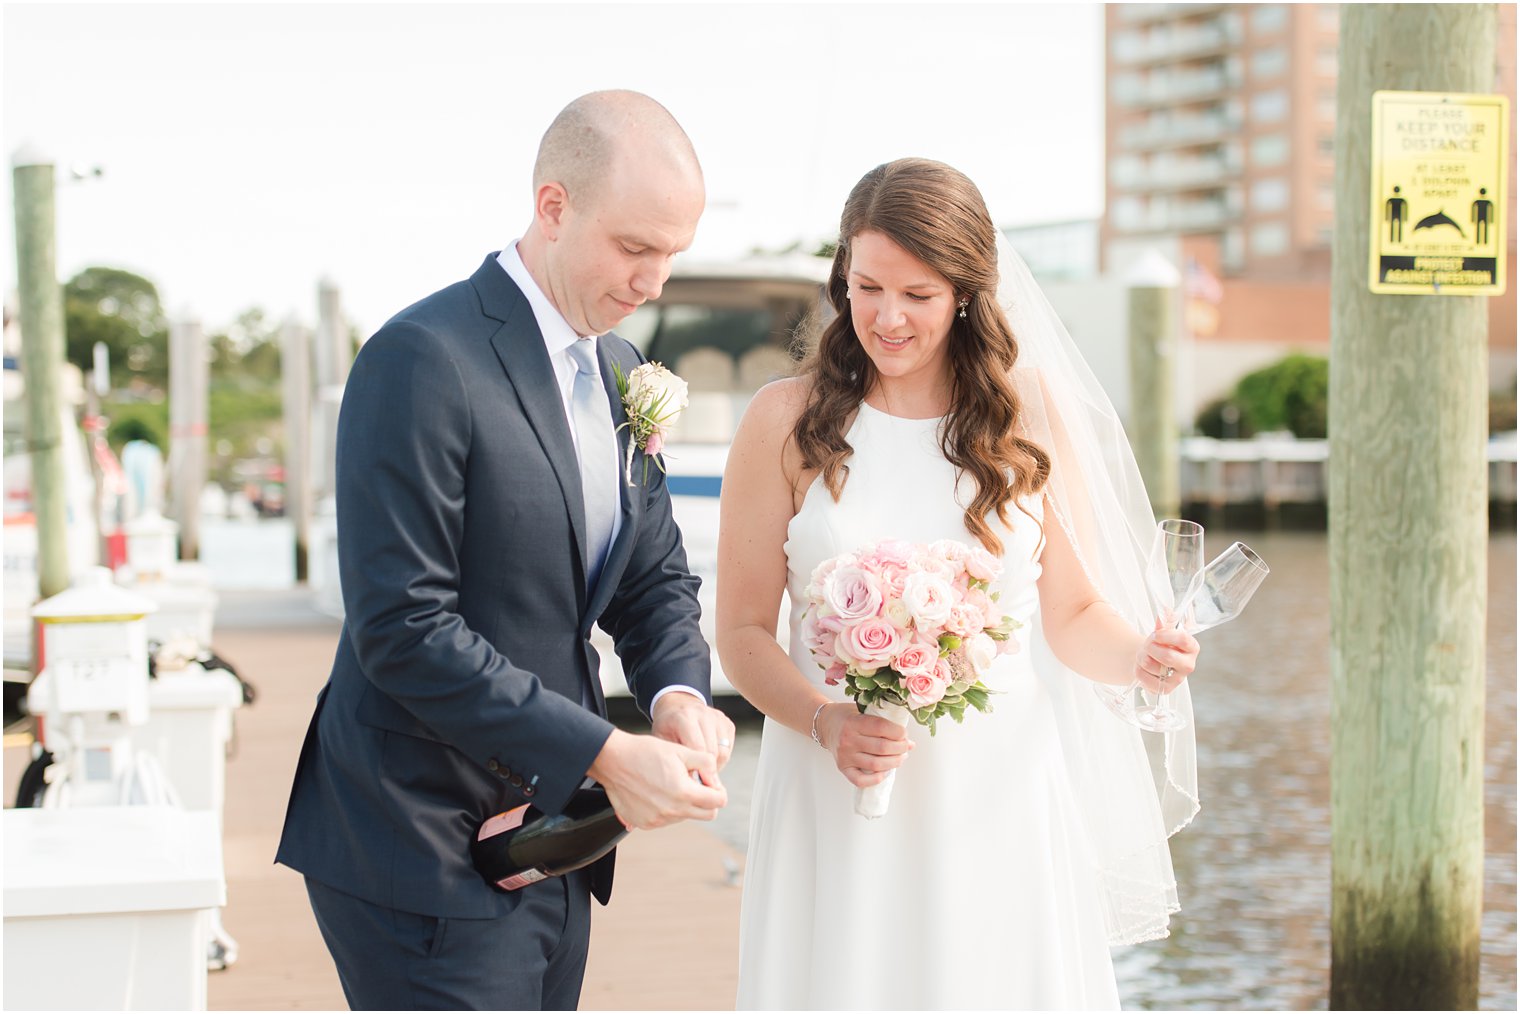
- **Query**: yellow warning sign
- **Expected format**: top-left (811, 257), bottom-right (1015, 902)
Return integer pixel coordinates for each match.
top-left (1369, 90), bottom-right (1508, 295)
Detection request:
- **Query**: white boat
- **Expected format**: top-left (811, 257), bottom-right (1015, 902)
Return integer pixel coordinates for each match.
top-left (589, 254), bottom-right (833, 701)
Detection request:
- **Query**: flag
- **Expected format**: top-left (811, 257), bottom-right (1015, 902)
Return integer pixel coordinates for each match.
top-left (1184, 257), bottom-right (1223, 304)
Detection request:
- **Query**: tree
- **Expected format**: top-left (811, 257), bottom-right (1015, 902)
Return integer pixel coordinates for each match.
top-left (63, 267), bottom-right (169, 388)
top-left (209, 307), bottom-right (283, 386)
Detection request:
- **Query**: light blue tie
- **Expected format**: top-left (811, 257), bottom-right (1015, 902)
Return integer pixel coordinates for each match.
top-left (567, 339), bottom-right (618, 591)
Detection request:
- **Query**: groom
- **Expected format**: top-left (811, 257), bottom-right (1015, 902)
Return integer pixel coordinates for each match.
top-left (276, 91), bottom-right (734, 1010)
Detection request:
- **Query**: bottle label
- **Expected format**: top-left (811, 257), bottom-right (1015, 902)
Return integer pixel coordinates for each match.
top-left (478, 806), bottom-right (529, 840)
top-left (496, 868), bottom-right (550, 891)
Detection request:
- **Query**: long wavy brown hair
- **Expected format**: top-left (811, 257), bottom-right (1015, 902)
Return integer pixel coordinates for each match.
top-left (792, 158), bottom-right (1050, 555)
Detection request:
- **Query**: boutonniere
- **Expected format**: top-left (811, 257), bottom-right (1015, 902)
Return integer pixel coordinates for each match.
top-left (611, 361), bottom-right (689, 485)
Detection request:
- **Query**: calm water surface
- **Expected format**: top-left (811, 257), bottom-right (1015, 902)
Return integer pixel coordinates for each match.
top-left (702, 531), bottom-right (1517, 1010)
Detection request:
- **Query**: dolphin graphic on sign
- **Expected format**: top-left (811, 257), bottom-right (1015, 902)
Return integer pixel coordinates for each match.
top-left (1412, 209), bottom-right (1467, 238)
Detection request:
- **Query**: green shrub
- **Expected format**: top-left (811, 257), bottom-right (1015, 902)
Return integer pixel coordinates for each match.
top-left (1195, 353), bottom-right (1329, 439)
top-left (104, 400), bottom-right (168, 450)
top-left (1195, 397), bottom-right (1251, 439)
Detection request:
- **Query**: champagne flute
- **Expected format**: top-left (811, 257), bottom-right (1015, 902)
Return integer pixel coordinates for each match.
top-left (1132, 541), bottom-right (1270, 732)
top-left (1098, 519), bottom-right (1205, 722)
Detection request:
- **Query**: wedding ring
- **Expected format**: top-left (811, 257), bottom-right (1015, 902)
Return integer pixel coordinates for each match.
top-left (718, 738), bottom-right (732, 748)
top-left (1161, 666), bottom-right (1175, 681)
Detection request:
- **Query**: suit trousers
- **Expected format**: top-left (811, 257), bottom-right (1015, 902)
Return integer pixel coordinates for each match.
top-left (305, 870), bottom-right (592, 1011)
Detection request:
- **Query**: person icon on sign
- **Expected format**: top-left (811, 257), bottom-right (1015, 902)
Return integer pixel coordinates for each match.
top-left (1472, 187), bottom-right (1494, 246)
top-left (1385, 185), bottom-right (1407, 242)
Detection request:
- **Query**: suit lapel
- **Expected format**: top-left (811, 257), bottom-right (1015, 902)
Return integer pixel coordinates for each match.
top-left (476, 260), bottom-right (590, 597)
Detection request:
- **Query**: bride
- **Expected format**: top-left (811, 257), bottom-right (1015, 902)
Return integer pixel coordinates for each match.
top-left (716, 158), bottom-right (1201, 1009)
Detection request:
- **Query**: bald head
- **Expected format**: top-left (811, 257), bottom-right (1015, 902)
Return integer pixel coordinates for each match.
top-left (533, 90), bottom-right (702, 210)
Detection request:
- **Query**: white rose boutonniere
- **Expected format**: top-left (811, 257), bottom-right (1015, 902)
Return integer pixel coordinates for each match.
top-left (612, 361), bottom-right (689, 485)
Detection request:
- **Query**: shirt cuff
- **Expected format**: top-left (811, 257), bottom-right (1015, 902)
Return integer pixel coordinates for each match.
top-left (650, 684), bottom-right (708, 711)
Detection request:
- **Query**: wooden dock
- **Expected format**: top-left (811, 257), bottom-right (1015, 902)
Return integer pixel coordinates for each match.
top-left (5, 595), bottom-right (745, 1011)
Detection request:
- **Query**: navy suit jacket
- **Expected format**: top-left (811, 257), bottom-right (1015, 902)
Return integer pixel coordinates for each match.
top-left (276, 254), bottom-right (710, 916)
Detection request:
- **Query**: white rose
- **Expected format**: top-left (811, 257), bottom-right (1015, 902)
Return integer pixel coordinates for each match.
top-left (884, 598), bottom-right (913, 630)
top-left (901, 571), bottom-right (954, 629)
top-left (966, 633), bottom-right (998, 676)
top-left (628, 363), bottom-right (689, 418)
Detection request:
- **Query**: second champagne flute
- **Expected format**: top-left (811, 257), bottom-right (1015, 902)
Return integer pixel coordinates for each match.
top-left (1098, 519), bottom-right (1204, 722)
top-left (1133, 541), bottom-right (1271, 732)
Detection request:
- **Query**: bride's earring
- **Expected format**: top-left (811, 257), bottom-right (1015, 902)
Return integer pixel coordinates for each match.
top-left (957, 298), bottom-right (969, 319)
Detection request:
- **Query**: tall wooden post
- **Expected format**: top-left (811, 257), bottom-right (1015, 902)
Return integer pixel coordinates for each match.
top-left (1329, 5), bottom-right (1494, 1008)
top-left (281, 318), bottom-right (312, 581)
top-left (314, 278), bottom-right (349, 501)
top-left (12, 149), bottom-right (71, 601)
top-left (1126, 250), bottom-right (1182, 517)
top-left (168, 316), bottom-right (208, 560)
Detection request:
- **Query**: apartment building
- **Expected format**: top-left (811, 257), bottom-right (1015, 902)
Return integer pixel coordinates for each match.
top-left (1101, 3), bottom-right (1515, 400)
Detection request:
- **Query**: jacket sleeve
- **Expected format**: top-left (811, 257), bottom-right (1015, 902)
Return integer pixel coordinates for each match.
top-left (335, 320), bottom-right (612, 815)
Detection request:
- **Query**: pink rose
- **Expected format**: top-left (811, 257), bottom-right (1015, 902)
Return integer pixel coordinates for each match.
top-left (946, 602), bottom-right (986, 638)
top-left (808, 553), bottom-right (856, 599)
top-left (928, 539), bottom-right (970, 568)
top-left (875, 561), bottom-right (911, 599)
top-left (966, 588), bottom-right (996, 621)
top-left (824, 661), bottom-right (848, 686)
top-left (933, 657), bottom-right (954, 685)
top-left (965, 546), bottom-right (1002, 583)
top-left (905, 671), bottom-right (947, 709)
top-left (803, 612), bottom-right (843, 666)
top-left (892, 639), bottom-right (940, 679)
top-left (824, 566), bottom-right (884, 624)
top-left (911, 553), bottom-right (957, 582)
top-left (841, 618), bottom-right (904, 669)
top-left (644, 431), bottom-right (665, 456)
top-left (874, 540), bottom-right (916, 566)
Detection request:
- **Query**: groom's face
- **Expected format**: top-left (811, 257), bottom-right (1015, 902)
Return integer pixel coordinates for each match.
top-left (546, 151), bottom-right (704, 337)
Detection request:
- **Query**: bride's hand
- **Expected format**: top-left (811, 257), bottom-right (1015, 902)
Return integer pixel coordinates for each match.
top-left (1134, 620), bottom-right (1200, 695)
top-left (815, 703), bottom-right (915, 788)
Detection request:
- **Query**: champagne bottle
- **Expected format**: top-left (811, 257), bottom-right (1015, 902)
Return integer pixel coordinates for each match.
top-left (471, 784), bottom-right (628, 891)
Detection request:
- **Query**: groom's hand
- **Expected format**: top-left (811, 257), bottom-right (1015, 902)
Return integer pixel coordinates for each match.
top-left (651, 691), bottom-right (737, 773)
top-left (588, 729), bottom-right (727, 831)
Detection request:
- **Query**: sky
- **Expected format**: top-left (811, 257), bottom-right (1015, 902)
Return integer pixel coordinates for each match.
top-left (2, 2), bottom-right (1105, 337)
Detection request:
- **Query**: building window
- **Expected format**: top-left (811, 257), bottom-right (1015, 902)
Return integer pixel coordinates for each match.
top-left (1317, 4), bottom-right (1339, 31)
top-left (1251, 89), bottom-right (1290, 123)
top-left (1251, 4), bottom-right (1288, 34)
top-left (1251, 221), bottom-right (1291, 256)
top-left (1251, 134), bottom-right (1290, 168)
top-left (1112, 29), bottom-right (1145, 63)
top-left (1317, 92), bottom-right (1337, 121)
top-left (1112, 196), bottom-right (1146, 232)
top-left (1317, 225), bottom-right (1335, 246)
top-left (1252, 46), bottom-right (1288, 79)
top-left (1251, 178), bottom-right (1290, 213)
top-left (1224, 228), bottom-right (1246, 271)
top-left (1317, 46), bottom-right (1339, 76)
top-left (1318, 135), bottom-right (1336, 157)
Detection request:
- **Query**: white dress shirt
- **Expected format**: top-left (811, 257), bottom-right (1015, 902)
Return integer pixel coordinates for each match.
top-left (497, 243), bottom-right (704, 711)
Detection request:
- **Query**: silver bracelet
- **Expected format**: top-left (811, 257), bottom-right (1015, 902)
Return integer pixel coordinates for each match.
top-left (810, 702), bottom-right (829, 750)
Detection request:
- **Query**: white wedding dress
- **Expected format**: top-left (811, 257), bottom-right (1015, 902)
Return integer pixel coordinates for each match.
top-left (736, 401), bottom-right (1121, 1010)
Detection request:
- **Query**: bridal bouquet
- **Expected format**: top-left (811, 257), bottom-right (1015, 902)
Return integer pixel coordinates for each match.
top-left (801, 537), bottom-right (1021, 818)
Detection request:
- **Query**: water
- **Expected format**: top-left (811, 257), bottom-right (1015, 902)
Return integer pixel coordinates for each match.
top-left (697, 532), bottom-right (1517, 1010)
